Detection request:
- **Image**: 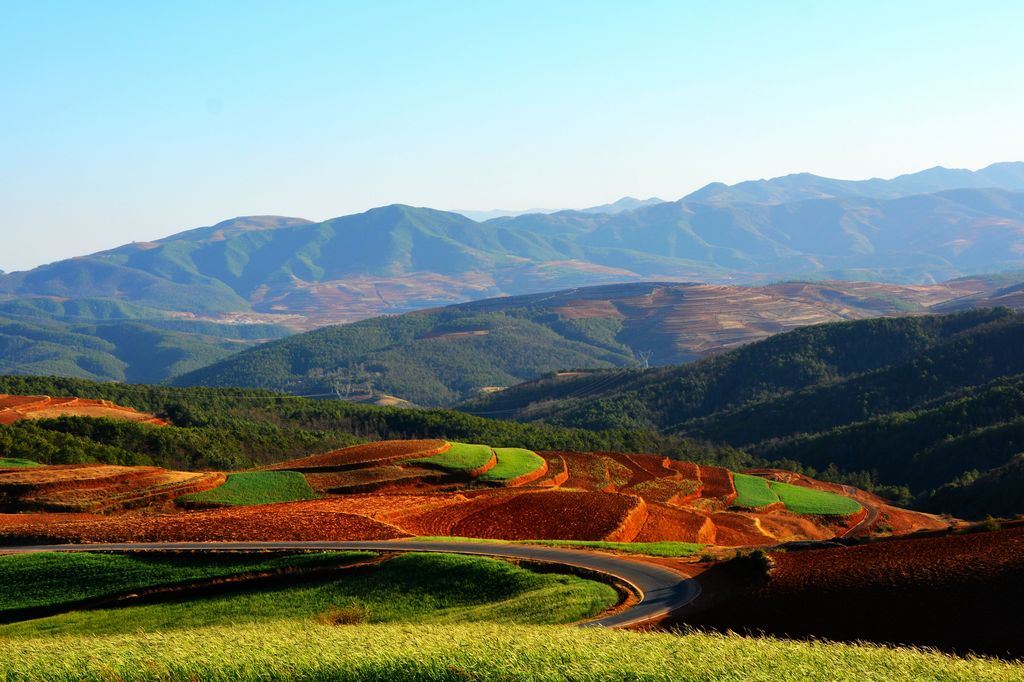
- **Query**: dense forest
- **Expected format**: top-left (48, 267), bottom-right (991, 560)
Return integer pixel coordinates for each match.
top-left (175, 307), bottom-right (638, 405)
top-left (0, 375), bottom-right (747, 473)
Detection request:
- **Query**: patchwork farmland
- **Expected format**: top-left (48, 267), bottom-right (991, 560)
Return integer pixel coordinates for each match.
top-left (0, 438), bottom-right (940, 546)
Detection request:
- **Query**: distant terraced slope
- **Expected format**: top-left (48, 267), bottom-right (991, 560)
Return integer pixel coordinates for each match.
top-left (174, 277), bottom-right (1017, 406)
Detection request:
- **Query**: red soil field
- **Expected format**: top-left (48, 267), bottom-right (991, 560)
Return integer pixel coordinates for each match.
top-left (684, 526), bottom-right (1024, 658)
top-left (0, 465), bottom-right (225, 513)
top-left (634, 503), bottom-right (716, 544)
top-left (536, 454), bottom-right (569, 487)
top-left (0, 500), bottom-right (409, 543)
top-left (709, 512), bottom-right (773, 546)
top-left (450, 490), bottom-right (645, 541)
top-left (382, 491), bottom-right (525, 536)
top-left (264, 439), bottom-right (450, 472)
top-left (556, 451), bottom-right (633, 491)
top-left (698, 466), bottom-right (737, 505)
top-left (303, 466), bottom-right (447, 494)
top-left (0, 395), bottom-right (167, 426)
top-left (0, 440), bottom-right (946, 547)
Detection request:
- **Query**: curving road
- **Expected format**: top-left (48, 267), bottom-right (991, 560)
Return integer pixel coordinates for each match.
top-left (840, 485), bottom-right (880, 538)
top-left (0, 539), bottom-right (700, 629)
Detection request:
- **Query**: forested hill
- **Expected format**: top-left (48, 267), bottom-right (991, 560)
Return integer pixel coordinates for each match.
top-left (172, 278), bottom-right (1019, 406)
top-left (0, 375), bottom-right (745, 474)
top-left (462, 309), bottom-right (1024, 518)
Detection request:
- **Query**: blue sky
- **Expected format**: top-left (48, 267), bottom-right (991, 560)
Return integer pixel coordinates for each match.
top-left (2, 1), bottom-right (1023, 272)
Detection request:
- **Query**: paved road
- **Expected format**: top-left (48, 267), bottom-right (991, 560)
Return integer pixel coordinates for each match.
top-left (841, 485), bottom-right (880, 538)
top-left (0, 540), bottom-right (700, 629)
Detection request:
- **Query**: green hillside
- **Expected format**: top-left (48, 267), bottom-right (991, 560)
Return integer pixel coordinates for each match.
top-left (0, 312), bottom-right (291, 384)
top-left (174, 305), bottom-right (638, 405)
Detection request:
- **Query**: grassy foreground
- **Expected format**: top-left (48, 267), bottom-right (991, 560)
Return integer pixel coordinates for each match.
top-left (413, 536), bottom-right (703, 557)
top-left (0, 553), bottom-right (616, 637)
top-left (1, 622), bottom-right (1019, 681)
top-left (0, 552), bottom-right (372, 613)
top-left (178, 471), bottom-right (317, 506)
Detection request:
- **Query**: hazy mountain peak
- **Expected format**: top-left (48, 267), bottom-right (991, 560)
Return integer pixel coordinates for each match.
top-left (158, 215), bottom-right (314, 244)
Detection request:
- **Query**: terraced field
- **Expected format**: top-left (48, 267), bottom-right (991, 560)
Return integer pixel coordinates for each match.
top-left (0, 395), bottom-right (167, 426)
top-left (0, 440), bottom-right (923, 548)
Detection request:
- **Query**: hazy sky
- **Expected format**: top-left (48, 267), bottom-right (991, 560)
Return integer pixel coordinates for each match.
top-left (3, 1), bottom-right (1023, 272)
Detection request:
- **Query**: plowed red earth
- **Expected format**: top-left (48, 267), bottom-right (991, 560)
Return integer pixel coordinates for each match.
top-left (264, 439), bottom-right (449, 471)
top-left (684, 526), bottom-right (1024, 658)
top-left (0, 500), bottom-right (408, 543)
top-left (0, 395), bottom-right (166, 426)
top-left (698, 466), bottom-right (736, 503)
top-left (0, 465), bottom-right (225, 513)
top-left (634, 503), bottom-right (716, 544)
top-left (450, 490), bottom-right (643, 541)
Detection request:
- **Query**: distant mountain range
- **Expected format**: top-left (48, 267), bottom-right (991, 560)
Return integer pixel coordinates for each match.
top-left (454, 196), bottom-right (665, 221)
top-left (2, 162), bottom-right (1024, 330)
top-left (173, 275), bottom-right (1024, 406)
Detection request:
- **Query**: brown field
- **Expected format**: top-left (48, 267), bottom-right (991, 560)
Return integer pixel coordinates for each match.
top-left (682, 526), bottom-right (1024, 658)
top-left (262, 439), bottom-right (449, 472)
top-left (0, 440), bottom-right (947, 547)
top-left (450, 490), bottom-right (646, 541)
top-left (0, 395), bottom-right (167, 426)
top-left (0, 465), bottom-right (225, 514)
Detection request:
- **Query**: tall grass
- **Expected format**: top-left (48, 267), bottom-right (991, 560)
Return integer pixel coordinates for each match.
top-left (1, 622), bottom-right (1019, 681)
top-left (0, 551), bottom-right (372, 612)
top-left (0, 553), bottom-right (616, 637)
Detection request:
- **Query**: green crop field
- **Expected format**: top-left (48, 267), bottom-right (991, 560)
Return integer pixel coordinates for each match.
top-left (0, 622), bottom-right (1019, 681)
top-left (0, 553), bottom-right (616, 638)
top-left (413, 442), bottom-right (494, 472)
top-left (0, 457), bottom-right (43, 467)
top-left (414, 537), bottom-right (704, 558)
top-left (478, 447), bottom-right (545, 482)
top-left (732, 473), bottom-right (781, 508)
top-left (177, 471), bottom-right (317, 507)
top-left (0, 552), bottom-right (373, 613)
top-left (769, 481), bottom-right (863, 516)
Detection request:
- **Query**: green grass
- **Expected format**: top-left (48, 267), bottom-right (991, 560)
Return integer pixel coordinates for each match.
top-left (177, 471), bottom-right (317, 507)
top-left (412, 442), bottom-right (494, 472)
top-left (0, 457), bottom-right (42, 467)
top-left (0, 553), bottom-right (616, 637)
top-left (478, 447), bottom-right (546, 482)
top-left (0, 622), bottom-right (1019, 681)
top-left (413, 536), bottom-right (704, 558)
top-left (769, 481), bottom-right (863, 516)
top-left (733, 473), bottom-right (781, 508)
top-left (0, 551), bottom-right (374, 612)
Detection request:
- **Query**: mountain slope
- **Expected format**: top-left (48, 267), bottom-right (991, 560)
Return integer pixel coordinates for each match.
top-left (175, 278), bottom-right (1022, 406)
top-left (683, 161), bottom-right (1024, 205)
top-left (462, 310), bottom-right (1024, 516)
top-left (0, 309), bottom-right (291, 384)
top-left (4, 164), bottom-right (1024, 329)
